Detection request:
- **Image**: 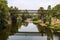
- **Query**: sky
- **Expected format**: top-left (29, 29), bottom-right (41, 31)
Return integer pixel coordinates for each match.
top-left (7, 0), bottom-right (60, 10)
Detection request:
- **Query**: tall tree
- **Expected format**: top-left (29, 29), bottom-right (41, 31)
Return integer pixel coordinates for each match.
top-left (52, 4), bottom-right (60, 19)
top-left (47, 5), bottom-right (51, 10)
top-left (0, 0), bottom-right (10, 40)
top-left (37, 7), bottom-right (45, 20)
top-left (37, 7), bottom-right (45, 33)
top-left (39, 7), bottom-right (44, 10)
top-left (9, 6), bottom-right (22, 34)
top-left (47, 5), bottom-right (52, 24)
top-left (53, 4), bottom-right (60, 10)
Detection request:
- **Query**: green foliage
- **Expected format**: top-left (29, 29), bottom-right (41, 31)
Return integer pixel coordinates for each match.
top-left (22, 22), bottom-right (28, 26)
top-left (53, 4), bottom-right (60, 10)
top-left (22, 10), bottom-right (29, 20)
top-left (47, 5), bottom-right (51, 10)
top-left (21, 10), bottom-right (30, 26)
top-left (51, 25), bottom-right (60, 31)
top-left (47, 6), bottom-right (52, 24)
top-left (52, 4), bottom-right (60, 19)
top-left (0, 0), bottom-right (10, 40)
top-left (37, 7), bottom-right (45, 20)
top-left (38, 7), bottom-right (44, 10)
top-left (9, 7), bottom-right (22, 34)
top-left (0, 1), bottom-right (60, 40)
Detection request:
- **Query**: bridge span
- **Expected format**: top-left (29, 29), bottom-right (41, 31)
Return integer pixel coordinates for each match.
top-left (14, 32), bottom-right (46, 36)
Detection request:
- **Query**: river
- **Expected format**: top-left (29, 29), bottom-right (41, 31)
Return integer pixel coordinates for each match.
top-left (8, 22), bottom-right (60, 40)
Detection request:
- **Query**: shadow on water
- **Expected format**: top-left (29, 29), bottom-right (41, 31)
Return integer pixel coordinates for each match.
top-left (1, 13), bottom-right (60, 40)
top-left (1, 18), bottom-right (59, 40)
top-left (0, 22), bottom-right (60, 40)
top-left (7, 22), bottom-right (60, 40)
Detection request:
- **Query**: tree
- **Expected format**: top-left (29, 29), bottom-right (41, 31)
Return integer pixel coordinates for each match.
top-left (52, 4), bottom-right (60, 19)
top-left (37, 7), bottom-right (45, 20)
top-left (47, 5), bottom-right (51, 10)
top-left (47, 5), bottom-right (52, 25)
top-left (36, 7), bottom-right (45, 33)
top-left (22, 10), bottom-right (29, 22)
top-left (38, 7), bottom-right (44, 10)
top-left (53, 4), bottom-right (60, 10)
top-left (9, 7), bottom-right (22, 34)
top-left (0, 0), bottom-right (10, 40)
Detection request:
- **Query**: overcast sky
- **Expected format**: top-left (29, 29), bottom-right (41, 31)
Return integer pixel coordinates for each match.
top-left (7, 0), bottom-right (60, 10)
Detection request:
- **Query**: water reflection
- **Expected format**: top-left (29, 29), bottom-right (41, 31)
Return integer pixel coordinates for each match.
top-left (8, 36), bottom-right (47, 40)
top-left (8, 34), bottom-right (60, 40)
top-left (7, 22), bottom-right (60, 40)
top-left (18, 22), bottom-right (38, 32)
top-left (1, 22), bottom-right (59, 40)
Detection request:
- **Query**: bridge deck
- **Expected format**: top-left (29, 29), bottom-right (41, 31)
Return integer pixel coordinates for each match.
top-left (14, 32), bottom-right (46, 36)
